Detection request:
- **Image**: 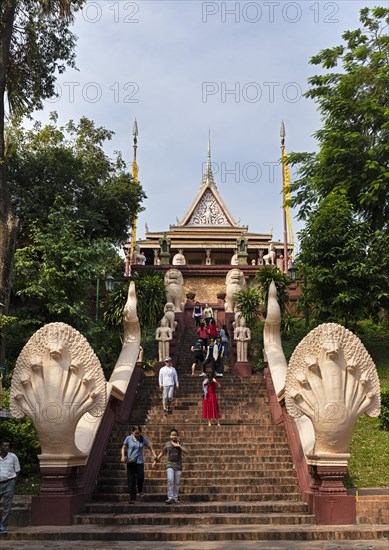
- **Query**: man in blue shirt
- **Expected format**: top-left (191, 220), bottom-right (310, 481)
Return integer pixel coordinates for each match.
top-left (121, 427), bottom-right (157, 503)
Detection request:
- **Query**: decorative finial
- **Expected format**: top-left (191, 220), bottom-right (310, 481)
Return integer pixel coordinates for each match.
top-left (133, 118), bottom-right (138, 137)
top-left (202, 130), bottom-right (216, 187)
top-left (280, 121), bottom-right (285, 147)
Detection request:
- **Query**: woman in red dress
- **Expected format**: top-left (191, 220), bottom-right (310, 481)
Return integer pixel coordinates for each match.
top-left (202, 373), bottom-right (221, 427)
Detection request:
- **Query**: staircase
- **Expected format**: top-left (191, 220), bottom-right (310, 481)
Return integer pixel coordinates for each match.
top-left (7, 327), bottom-right (389, 543)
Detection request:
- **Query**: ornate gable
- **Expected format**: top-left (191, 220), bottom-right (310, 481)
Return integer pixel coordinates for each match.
top-left (188, 189), bottom-right (229, 225)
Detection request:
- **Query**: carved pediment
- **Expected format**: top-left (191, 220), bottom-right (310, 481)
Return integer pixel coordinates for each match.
top-left (187, 189), bottom-right (229, 226)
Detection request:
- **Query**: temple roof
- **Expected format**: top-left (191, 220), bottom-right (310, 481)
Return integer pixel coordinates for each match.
top-left (175, 136), bottom-right (240, 228)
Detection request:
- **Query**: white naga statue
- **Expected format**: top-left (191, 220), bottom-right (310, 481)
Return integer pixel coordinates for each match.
top-left (263, 281), bottom-right (381, 465)
top-left (234, 316), bottom-right (251, 362)
top-left (9, 322), bottom-right (107, 462)
top-left (285, 323), bottom-right (380, 461)
top-left (172, 249), bottom-right (186, 266)
top-left (263, 244), bottom-right (276, 266)
top-left (164, 302), bottom-right (178, 331)
top-left (164, 269), bottom-right (184, 312)
top-left (225, 268), bottom-right (246, 312)
top-left (155, 317), bottom-right (173, 362)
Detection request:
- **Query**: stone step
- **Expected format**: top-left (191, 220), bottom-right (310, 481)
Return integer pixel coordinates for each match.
top-left (74, 511), bottom-right (315, 526)
top-left (97, 475), bottom-right (299, 487)
top-left (102, 455), bottom-right (292, 466)
top-left (7, 524), bottom-right (389, 542)
top-left (100, 463), bottom-right (295, 474)
top-left (81, 501), bottom-right (310, 515)
top-left (95, 483), bottom-right (300, 494)
top-left (107, 440), bottom-right (290, 448)
top-left (92, 492), bottom-right (303, 502)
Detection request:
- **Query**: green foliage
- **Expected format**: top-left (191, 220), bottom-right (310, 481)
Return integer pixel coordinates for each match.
top-left (235, 288), bottom-right (261, 329)
top-left (254, 266), bottom-right (290, 317)
top-left (13, 197), bottom-right (121, 329)
top-left (346, 415), bottom-right (389, 487)
top-left (103, 270), bottom-right (166, 335)
top-left (249, 320), bottom-right (265, 373)
top-left (296, 192), bottom-right (389, 324)
top-left (3, 2), bottom-right (85, 118)
top-left (7, 115), bottom-right (146, 244)
top-left (379, 390), bottom-right (389, 431)
top-left (0, 417), bottom-right (40, 478)
top-left (288, 7), bottom-right (389, 232)
top-left (133, 271), bottom-right (166, 331)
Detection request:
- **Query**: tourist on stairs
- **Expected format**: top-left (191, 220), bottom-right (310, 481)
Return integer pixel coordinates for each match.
top-left (158, 357), bottom-right (179, 415)
top-left (201, 338), bottom-right (218, 376)
top-left (196, 321), bottom-right (208, 351)
top-left (215, 336), bottom-right (224, 376)
top-left (190, 339), bottom-right (204, 375)
top-left (202, 372), bottom-right (221, 427)
top-left (203, 303), bottom-right (213, 326)
top-left (152, 428), bottom-right (188, 504)
top-left (121, 426), bottom-right (157, 504)
top-left (192, 301), bottom-right (203, 328)
top-left (207, 318), bottom-right (218, 339)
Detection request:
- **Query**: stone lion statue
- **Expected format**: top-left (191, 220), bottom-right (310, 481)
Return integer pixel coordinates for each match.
top-left (263, 244), bottom-right (276, 266)
top-left (172, 249), bottom-right (186, 265)
top-left (164, 269), bottom-right (184, 312)
top-left (225, 268), bottom-right (246, 313)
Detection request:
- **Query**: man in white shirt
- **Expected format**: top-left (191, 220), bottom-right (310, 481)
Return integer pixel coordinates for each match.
top-left (159, 357), bottom-right (179, 415)
top-left (0, 440), bottom-right (21, 535)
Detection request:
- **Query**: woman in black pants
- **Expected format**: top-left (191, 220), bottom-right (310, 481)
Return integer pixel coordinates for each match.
top-left (121, 426), bottom-right (157, 503)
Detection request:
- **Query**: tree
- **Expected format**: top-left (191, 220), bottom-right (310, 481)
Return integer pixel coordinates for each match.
top-left (254, 266), bottom-right (290, 318)
top-left (13, 198), bottom-right (122, 329)
top-left (296, 192), bottom-right (389, 325)
top-left (235, 288), bottom-right (262, 329)
top-left (7, 115), bottom-right (145, 245)
top-left (288, 7), bottom-right (389, 232)
top-left (103, 270), bottom-right (166, 335)
top-left (0, 0), bottom-right (84, 315)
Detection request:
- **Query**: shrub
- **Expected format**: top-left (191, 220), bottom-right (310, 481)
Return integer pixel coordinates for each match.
top-left (379, 390), bottom-right (389, 431)
top-left (0, 417), bottom-right (40, 477)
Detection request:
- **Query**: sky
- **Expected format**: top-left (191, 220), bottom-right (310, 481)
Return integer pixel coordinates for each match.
top-left (33, 0), bottom-right (386, 252)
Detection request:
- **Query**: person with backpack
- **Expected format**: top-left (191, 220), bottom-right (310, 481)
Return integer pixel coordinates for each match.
top-left (190, 339), bottom-right (204, 376)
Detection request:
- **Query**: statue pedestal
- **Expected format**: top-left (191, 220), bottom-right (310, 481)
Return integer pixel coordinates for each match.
top-left (309, 464), bottom-right (356, 524)
top-left (237, 252), bottom-right (248, 265)
top-left (233, 361), bottom-right (252, 376)
top-left (160, 252), bottom-right (170, 265)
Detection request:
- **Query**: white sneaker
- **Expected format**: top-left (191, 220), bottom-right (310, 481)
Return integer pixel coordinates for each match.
top-left (199, 372), bottom-right (206, 376)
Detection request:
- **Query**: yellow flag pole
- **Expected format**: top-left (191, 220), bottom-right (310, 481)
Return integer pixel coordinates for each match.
top-left (280, 122), bottom-right (294, 273)
top-left (281, 122), bottom-right (288, 273)
top-left (125, 119), bottom-right (139, 278)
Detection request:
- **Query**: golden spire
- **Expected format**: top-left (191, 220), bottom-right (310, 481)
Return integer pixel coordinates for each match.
top-left (202, 129), bottom-right (216, 187)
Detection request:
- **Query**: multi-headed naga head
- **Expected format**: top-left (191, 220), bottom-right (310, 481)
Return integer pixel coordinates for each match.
top-left (285, 323), bottom-right (380, 462)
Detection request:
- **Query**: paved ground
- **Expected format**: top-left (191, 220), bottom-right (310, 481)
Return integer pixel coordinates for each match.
top-left (1, 541), bottom-right (388, 550)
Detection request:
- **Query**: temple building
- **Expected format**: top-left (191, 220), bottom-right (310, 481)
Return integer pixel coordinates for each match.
top-left (128, 140), bottom-right (288, 270)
